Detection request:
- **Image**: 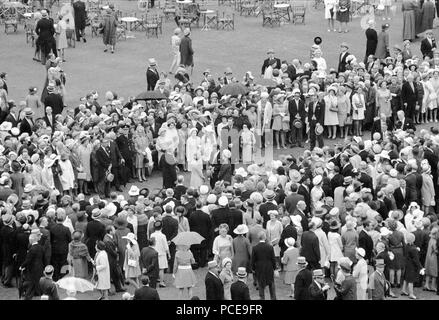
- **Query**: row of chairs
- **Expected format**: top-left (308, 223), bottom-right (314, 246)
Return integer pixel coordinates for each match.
top-left (262, 5), bottom-right (305, 27)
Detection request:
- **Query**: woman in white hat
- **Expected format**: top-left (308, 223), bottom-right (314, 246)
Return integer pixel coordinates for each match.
top-left (122, 232), bottom-right (141, 290)
top-left (134, 124), bottom-right (151, 182)
top-left (310, 175), bottom-right (324, 213)
top-left (281, 237), bottom-right (299, 297)
top-left (232, 224), bottom-right (251, 274)
top-left (336, 85), bottom-right (351, 139)
top-left (352, 85), bottom-right (366, 136)
top-left (266, 210), bottom-right (283, 268)
top-left (271, 93), bottom-right (289, 149)
top-left (77, 134), bottom-right (93, 195)
top-left (352, 247), bottom-right (368, 300)
top-left (324, 85), bottom-right (339, 139)
top-left (219, 257), bottom-right (234, 300)
top-left (212, 223), bottom-right (234, 268)
top-left (186, 127), bottom-right (201, 173)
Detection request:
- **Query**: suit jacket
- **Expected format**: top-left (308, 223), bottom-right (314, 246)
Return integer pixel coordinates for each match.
top-left (401, 81), bottom-right (418, 107)
top-left (146, 67), bottom-right (160, 91)
top-left (300, 231), bottom-right (320, 266)
top-left (35, 17), bottom-right (55, 41)
top-left (279, 224), bottom-right (298, 256)
top-left (73, 0), bottom-right (87, 28)
top-left (284, 193), bottom-right (304, 214)
top-left (21, 243), bottom-right (45, 284)
top-left (228, 209), bottom-right (243, 237)
top-left (288, 99), bottom-right (306, 125)
top-left (179, 36), bottom-right (194, 67)
top-left (297, 184), bottom-right (311, 214)
top-left (251, 242), bottom-right (276, 287)
top-left (307, 100), bottom-right (325, 126)
top-left (294, 268), bottom-right (313, 300)
top-left (394, 117), bottom-right (416, 131)
top-left (369, 270), bottom-right (386, 300)
top-left (261, 57), bottom-right (281, 75)
top-left (188, 210), bottom-right (212, 240)
top-left (341, 163), bottom-right (354, 177)
top-left (115, 134), bottom-right (132, 162)
top-left (292, 209), bottom-right (309, 232)
top-left (421, 37), bottom-right (437, 59)
top-left (393, 187), bottom-right (407, 210)
top-left (43, 93), bottom-right (64, 116)
top-left (49, 223), bottom-right (71, 256)
top-left (161, 215), bottom-right (178, 244)
top-left (358, 230), bottom-right (374, 262)
top-left (309, 280), bottom-right (327, 300)
top-left (4, 113), bottom-right (19, 127)
top-left (85, 220), bottom-right (105, 257)
top-left (210, 207), bottom-right (230, 231)
top-left (405, 172), bottom-right (421, 204)
top-left (96, 146), bottom-right (111, 180)
top-left (259, 202), bottom-right (278, 228)
top-left (230, 280), bottom-right (251, 300)
top-left (205, 271), bottom-right (224, 300)
top-left (140, 246), bottom-right (159, 280)
top-left (338, 51), bottom-right (350, 73)
top-left (133, 285), bottom-right (160, 300)
top-left (43, 115), bottom-right (54, 128)
top-left (19, 118), bottom-right (34, 136)
top-left (365, 28), bottom-right (378, 57)
top-left (109, 141), bottom-right (123, 168)
top-left (39, 277), bottom-right (59, 300)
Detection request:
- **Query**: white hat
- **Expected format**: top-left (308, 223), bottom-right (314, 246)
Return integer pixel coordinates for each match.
top-left (284, 237), bottom-right (296, 248)
top-left (311, 216), bottom-right (322, 228)
top-left (355, 247), bottom-right (366, 258)
top-left (233, 224), bottom-right (249, 235)
top-left (329, 207), bottom-right (339, 216)
top-left (312, 175), bottom-right (323, 185)
top-left (122, 232), bottom-right (138, 245)
top-left (235, 167), bottom-right (248, 177)
top-left (380, 227), bottom-right (391, 237)
top-left (291, 215), bottom-right (302, 227)
top-left (218, 196), bottom-right (228, 207)
top-left (222, 149), bottom-right (231, 159)
top-left (128, 186), bottom-right (140, 196)
top-left (199, 185), bottom-right (209, 195)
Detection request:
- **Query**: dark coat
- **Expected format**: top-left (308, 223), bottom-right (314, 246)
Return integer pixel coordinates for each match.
top-left (230, 280), bottom-right (251, 300)
top-left (4, 113), bottom-right (19, 127)
top-left (341, 163), bottom-right (354, 177)
top-left (73, 0), bottom-right (87, 30)
top-left (258, 202), bottom-right (278, 229)
top-left (358, 229), bottom-right (374, 262)
top-left (421, 37), bottom-right (437, 59)
top-left (297, 185), bottom-right (311, 214)
top-left (49, 223), bottom-right (71, 256)
top-left (293, 209), bottom-right (309, 232)
top-left (404, 244), bottom-right (422, 282)
top-left (21, 243), bottom-right (45, 285)
top-left (35, 17), bottom-right (55, 41)
top-left (140, 246), bottom-right (160, 280)
top-left (180, 35), bottom-right (194, 67)
top-left (300, 231), bottom-right (320, 268)
top-left (19, 118), bottom-right (34, 136)
top-left (210, 207), bottom-right (230, 232)
top-left (96, 146), bottom-right (111, 181)
top-left (288, 98), bottom-right (306, 124)
top-left (401, 81), bottom-right (419, 110)
top-left (162, 215), bottom-right (179, 244)
top-left (307, 100), bottom-right (325, 125)
top-left (261, 57), bottom-right (281, 75)
top-left (146, 67), bottom-right (160, 91)
top-left (109, 141), bottom-right (123, 168)
top-left (309, 280), bottom-right (327, 300)
top-left (284, 193), bottom-right (304, 215)
top-left (133, 285), bottom-right (160, 300)
top-left (338, 51), bottom-right (350, 73)
top-left (159, 154), bottom-right (177, 188)
top-left (228, 209), bottom-right (243, 236)
top-left (294, 268), bottom-right (312, 300)
top-left (218, 164), bottom-right (232, 184)
top-left (205, 271), bottom-right (224, 300)
top-left (189, 210), bottom-right (212, 240)
top-left (405, 172), bottom-right (421, 204)
top-left (365, 28), bottom-right (378, 58)
top-left (43, 93), bottom-right (64, 116)
top-left (393, 187), bottom-right (407, 210)
top-left (279, 224), bottom-right (298, 257)
top-left (39, 277), bottom-right (59, 300)
top-left (251, 242), bottom-right (276, 287)
top-left (85, 220), bottom-right (105, 258)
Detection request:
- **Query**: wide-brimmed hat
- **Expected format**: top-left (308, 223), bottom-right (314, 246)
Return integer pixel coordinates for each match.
top-left (329, 219), bottom-right (341, 230)
top-left (0, 121), bottom-right (12, 131)
top-left (148, 58), bottom-right (157, 66)
top-left (24, 108), bottom-right (34, 117)
top-left (235, 167), bottom-right (248, 177)
top-left (233, 224), bottom-right (249, 235)
top-left (313, 269), bottom-right (324, 277)
top-left (43, 265), bottom-right (54, 276)
top-left (289, 169), bottom-right (302, 183)
top-left (339, 257), bottom-right (353, 270)
top-left (313, 204), bottom-right (327, 218)
top-left (102, 203), bottom-right (117, 217)
top-left (390, 210), bottom-right (404, 221)
top-left (114, 216), bottom-right (128, 228)
top-left (128, 185), bottom-right (140, 196)
top-left (312, 175), bottom-right (323, 185)
top-left (91, 208), bottom-right (102, 220)
top-left (122, 232), bottom-right (138, 245)
top-left (263, 189), bottom-right (276, 200)
top-left (222, 257), bottom-right (232, 268)
top-left (343, 176), bottom-right (353, 186)
top-left (296, 256), bottom-right (308, 266)
top-left (236, 267), bottom-right (247, 278)
top-left (315, 123), bottom-right (324, 136)
top-left (284, 237), bottom-right (296, 248)
top-left (355, 247), bottom-right (366, 258)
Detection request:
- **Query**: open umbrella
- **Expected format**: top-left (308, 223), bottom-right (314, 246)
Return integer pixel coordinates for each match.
top-left (219, 83), bottom-right (249, 96)
top-left (135, 90), bottom-right (167, 101)
top-left (172, 231), bottom-right (205, 246)
top-left (57, 276), bottom-right (95, 293)
top-left (255, 78), bottom-right (278, 87)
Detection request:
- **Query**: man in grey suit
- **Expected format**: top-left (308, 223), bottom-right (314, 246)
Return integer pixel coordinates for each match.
top-left (284, 183), bottom-right (304, 214)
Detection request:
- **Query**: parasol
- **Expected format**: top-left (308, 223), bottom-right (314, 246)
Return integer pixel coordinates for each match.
top-left (172, 231), bottom-right (205, 246)
top-left (219, 83), bottom-right (249, 96)
top-left (255, 78), bottom-right (278, 87)
top-left (360, 14), bottom-right (374, 30)
top-left (135, 91), bottom-right (167, 101)
top-left (57, 276), bottom-right (95, 293)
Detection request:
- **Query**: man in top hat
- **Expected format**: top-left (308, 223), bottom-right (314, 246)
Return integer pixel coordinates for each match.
top-left (300, 218), bottom-right (321, 270)
top-left (140, 238), bottom-right (159, 289)
top-left (180, 28), bottom-right (194, 70)
top-left (96, 136), bottom-right (112, 198)
top-left (294, 256), bottom-right (312, 300)
top-left (307, 89), bottom-right (325, 150)
top-left (368, 259), bottom-right (387, 300)
top-left (115, 123), bottom-right (133, 184)
top-left (205, 260), bottom-right (224, 300)
top-left (19, 108), bottom-right (35, 136)
top-left (49, 211), bottom-right (72, 281)
top-left (73, 0), bottom-right (87, 42)
top-left (338, 42), bottom-right (350, 73)
top-left (261, 49), bottom-right (281, 75)
top-left (421, 29), bottom-right (436, 59)
top-left (43, 82), bottom-right (64, 117)
top-left (39, 265), bottom-right (59, 300)
top-left (35, 10), bottom-right (57, 65)
top-left (20, 232), bottom-right (45, 299)
top-left (146, 58), bottom-right (160, 91)
top-left (309, 268), bottom-right (330, 300)
top-left (230, 267), bottom-right (251, 300)
top-left (288, 88), bottom-right (306, 147)
top-left (106, 133), bottom-right (124, 192)
top-left (251, 231), bottom-right (277, 300)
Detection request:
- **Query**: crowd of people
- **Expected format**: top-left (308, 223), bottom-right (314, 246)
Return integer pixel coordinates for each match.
top-left (3, 0), bottom-right (439, 301)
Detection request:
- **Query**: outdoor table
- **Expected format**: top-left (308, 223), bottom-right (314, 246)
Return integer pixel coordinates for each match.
top-left (120, 16), bottom-right (139, 38)
top-left (199, 9), bottom-right (216, 30)
top-left (274, 3), bottom-right (290, 23)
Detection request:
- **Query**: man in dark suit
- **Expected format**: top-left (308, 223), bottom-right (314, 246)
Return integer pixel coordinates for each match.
top-left (4, 103), bottom-right (19, 127)
top-left (73, 0), bottom-right (87, 42)
top-left (19, 108), bottom-right (35, 136)
top-left (85, 209), bottom-right (106, 259)
top-left (358, 221), bottom-right (374, 263)
top-left (133, 275), bottom-right (160, 300)
top-left (288, 89), bottom-right (306, 147)
top-left (251, 231), bottom-right (277, 300)
top-left (43, 83), bottom-right (64, 117)
top-left (49, 213), bottom-right (72, 281)
top-left (393, 180), bottom-right (407, 211)
top-left (210, 197), bottom-right (231, 236)
top-left (294, 257), bottom-right (312, 300)
top-left (103, 225), bottom-right (125, 292)
top-left (161, 206), bottom-right (178, 274)
top-left (261, 48), bottom-right (281, 75)
top-left (230, 267), bottom-right (251, 300)
top-left (307, 90), bottom-right (325, 150)
top-left (115, 124), bottom-right (133, 185)
top-left (405, 163), bottom-right (422, 206)
top-left (96, 137), bottom-right (112, 198)
top-left (259, 190), bottom-right (278, 228)
top-left (35, 10), bottom-right (56, 64)
top-left (20, 232), bottom-right (45, 300)
top-left (43, 106), bottom-right (54, 128)
top-left (0, 214), bottom-right (16, 288)
top-left (293, 200), bottom-right (309, 232)
top-left (146, 58), bottom-right (160, 91)
top-left (189, 201), bottom-right (212, 268)
top-left (340, 154), bottom-right (354, 177)
top-left (140, 238), bottom-right (160, 288)
top-left (298, 177), bottom-right (311, 215)
top-left (309, 269), bottom-right (329, 300)
top-left (205, 260), bottom-right (224, 300)
top-left (39, 265), bottom-right (59, 300)
top-left (284, 183), bottom-right (304, 214)
top-left (228, 201), bottom-right (243, 237)
top-left (365, 22), bottom-right (378, 62)
top-left (394, 110), bottom-right (416, 131)
top-left (300, 221), bottom-right (320, 270)
top-left (421, 29), bottom-right (436, 59)
top-left (337, 42), bottom-right (350, 73)
top-left (107, 134), bottom-right (124, 192)
top-left (279, 216), bottom-right (297, 258)
top-left (401, 74), bottom-right (419, 120)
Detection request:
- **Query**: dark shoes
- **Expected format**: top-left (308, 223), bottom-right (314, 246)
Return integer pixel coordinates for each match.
top-left (83, 38), bottom-right (87, 43)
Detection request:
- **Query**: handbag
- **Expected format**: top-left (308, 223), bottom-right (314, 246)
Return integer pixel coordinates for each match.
top-left (77, 172), bottom-right (87, 180)
top-left (128, 258), bottom-right (138, 268)
top-left (106, 170), bottom-right (114, 182)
